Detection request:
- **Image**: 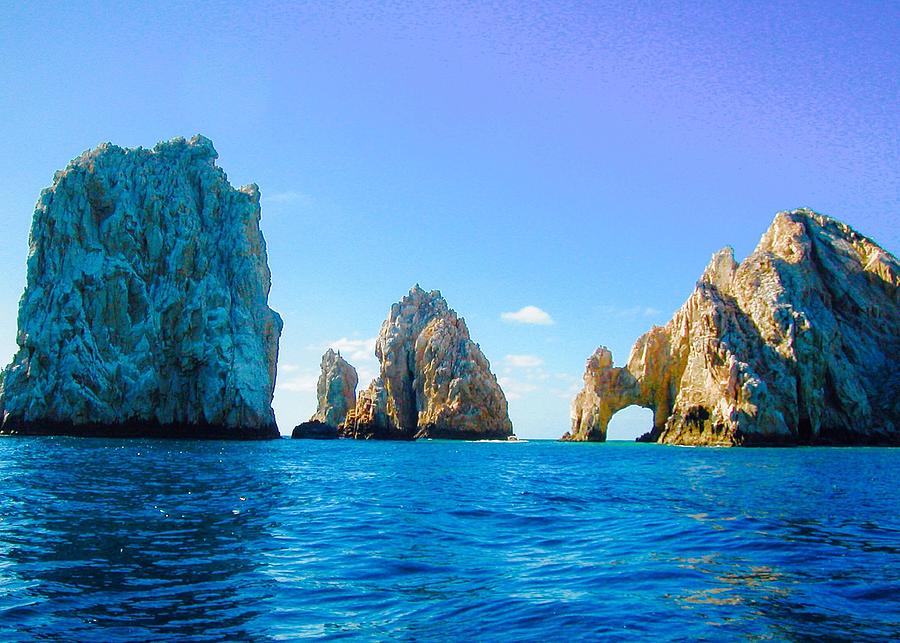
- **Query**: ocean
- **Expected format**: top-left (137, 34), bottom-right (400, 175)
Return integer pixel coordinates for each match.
top-left (0, 437), bottom-right (897, 640)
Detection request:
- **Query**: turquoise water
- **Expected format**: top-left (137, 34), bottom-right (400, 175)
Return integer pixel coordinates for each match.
top-left (0, 438), bottom-right (897, 640)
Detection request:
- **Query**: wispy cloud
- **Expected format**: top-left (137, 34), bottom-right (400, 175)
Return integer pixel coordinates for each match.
top-left (279, 337), bottom-right (380, 397)
top-left (327, 337), bottom-right (377, 363)
top-left (505, 354), bottom-right (544, 368)
top-left (276, 372), bottom-right (318, 393)
top-left (498, 355), bottom-right (583, 404)
top-left (553, 372), bottom-right (583, 400)
top-left (355, 366), bottom-right (379, 388)
top-left (595, 304), bottom-right (661, 319)
top-left (498, 376), bottom-right (538, 401)
top-left (500, 305), bottom-right (554, 326)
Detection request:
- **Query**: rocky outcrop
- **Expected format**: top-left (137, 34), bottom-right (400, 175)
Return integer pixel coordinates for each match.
top-left (0, 135), bottom-right (283, 439)
top-left (342, 286), bottom-right (513, 439)
top-left (565, 209), bottom-right (899, 446)
top-left (310, 349), bottom-right (358, 428)
top-left (291, 420), bottom-right (339, 440)
top-left (291, 349), bottom-right (357, 439)
top-left (413, 314), bottom-right (514, 438)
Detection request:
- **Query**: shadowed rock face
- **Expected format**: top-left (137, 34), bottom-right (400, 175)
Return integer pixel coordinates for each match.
top-left (0, 135), bottom-right (283, 439)
top-left (343, 286), bottom-right (513, 440)
top-left (565, 209), bottom-right (900, 446)
top-left (291, 420), bottom-right (339, 440)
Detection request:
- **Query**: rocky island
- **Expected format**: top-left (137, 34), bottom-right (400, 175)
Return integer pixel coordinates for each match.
top-left (316, 286), bottom-right (513, 440)
top-left (0, 135), bottom-right (283, 439)
top-left (565, 209), bottom-right (899, 446)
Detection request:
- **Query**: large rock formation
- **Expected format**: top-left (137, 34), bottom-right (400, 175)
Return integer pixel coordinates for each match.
top-left (342, 286), bottom-right (513, 440)
top-left (292, 349), bottom-right (357, 439)
top-left (0, 135), bottom-right (283, 439)
top-left (565, 209), bottom-right (899, 446)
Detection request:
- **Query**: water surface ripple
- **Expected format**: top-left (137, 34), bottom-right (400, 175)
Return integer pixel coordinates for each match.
top-left (0, 438), bottom-right (897, 640)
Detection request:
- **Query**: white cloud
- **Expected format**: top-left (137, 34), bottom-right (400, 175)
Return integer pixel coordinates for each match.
top-left (500, 305), bottom-right (554, 326)
top-left (296, 337), bottom-right (381, 388)
top-left (327, 337), bottom-right (378, 363)
top-left (279, 363), bottom-right (300, 374)
top-left (497, 363), bottom-right (585, 404)
top-left (498, 377), bottom-right (538, 401)
top-left (505, 354), bottom-right (544, 368)
top-left (356, 366), bottom-right (379, 388)
top-left (553, 372), bottom-right (583, 400)
top-left (276, 372), bottom-right (319, 393)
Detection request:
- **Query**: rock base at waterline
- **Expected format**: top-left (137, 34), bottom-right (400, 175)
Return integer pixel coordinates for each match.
top-left (291, 420), bottom-right (340, 440)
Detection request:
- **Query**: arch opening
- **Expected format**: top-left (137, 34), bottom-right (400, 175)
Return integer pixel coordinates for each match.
top-left (606, 405), bottom-right (655, 442)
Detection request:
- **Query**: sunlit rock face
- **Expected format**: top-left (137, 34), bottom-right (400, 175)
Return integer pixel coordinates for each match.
top-left (0, 135), bottom-right (283, 438)
top-left (342, 286), bottom-right (513, 440)
top-left (565, 209), bottom-right (900, 446)
top-left (292, 349), bottom-right (357, 439)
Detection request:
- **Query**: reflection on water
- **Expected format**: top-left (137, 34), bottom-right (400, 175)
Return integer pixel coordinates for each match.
top-left (0, 438), bottom-right (898, 640)
top-left (673, 555), bottom-right (790, 628)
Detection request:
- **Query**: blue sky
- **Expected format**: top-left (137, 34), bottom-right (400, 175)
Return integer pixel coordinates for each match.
top-left (1, 1), bottom-right (897, 438)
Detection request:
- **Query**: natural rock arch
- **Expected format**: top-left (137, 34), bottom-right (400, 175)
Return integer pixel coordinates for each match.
top-left (564, 209), bottom-right (900, 446)
top-left (564, 345), bottom-right (673, 442)
top-left (606, 405), bottom-right (656, 441)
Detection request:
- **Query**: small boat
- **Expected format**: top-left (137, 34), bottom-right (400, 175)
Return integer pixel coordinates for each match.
top-left (466, 434), bottom-right (529, 443)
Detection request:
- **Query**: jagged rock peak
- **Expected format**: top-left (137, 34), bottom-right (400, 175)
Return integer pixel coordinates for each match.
top-left (310, 348), bottom-right (358, 428)
top-left (0, 135), bottom-right (283, 439)
top-left (565, 208), bottom-right (899, 446)
top-left (343, 285), bottom-right (513, 440)
top-left (699, 247), bottom-right (738, 294)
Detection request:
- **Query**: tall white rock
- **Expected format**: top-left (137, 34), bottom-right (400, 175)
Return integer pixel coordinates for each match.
top-left (292, 349), bottom-right (359, 439)
top-left (310, 348), bottom-right (358, 427)
top-left (0, 135), bottom-right (283, 438)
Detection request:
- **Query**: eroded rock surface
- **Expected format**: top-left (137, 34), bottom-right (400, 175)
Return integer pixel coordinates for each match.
top-left (0, 135), bottom-right (283, 438)
top-left (342, 286), bottom-right (513, 439)
top-left (565, 209), bottom-right (900, 446)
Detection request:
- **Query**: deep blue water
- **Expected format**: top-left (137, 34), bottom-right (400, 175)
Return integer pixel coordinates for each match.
top-left (0, 438), bottom-right (898, 641)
